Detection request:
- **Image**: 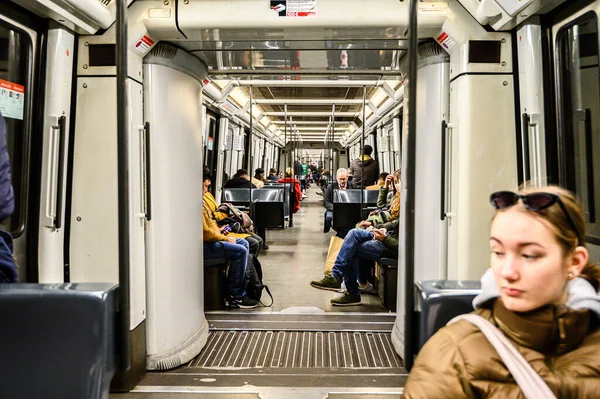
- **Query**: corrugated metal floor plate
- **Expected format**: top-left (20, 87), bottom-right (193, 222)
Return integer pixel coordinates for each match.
top-left (189, 330), bottom-right (402, 369)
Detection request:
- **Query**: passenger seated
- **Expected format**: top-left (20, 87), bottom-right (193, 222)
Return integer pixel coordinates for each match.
top-left (202, 175), bottom-right (258, 309)
top-left (278, 167), bottom-right (302, 214)
top-left (252, 168), bottom-right (265, 189)
top-left (224, 169), bottom-right (256, 189)
top-left (311, 215), bottom-right (400, 306)
top-left (377, 169), bottom-right (401, 210)
top-left (403, 186), bottom-right (600, 398)
top-left (365, 172), bottom-right (389, 191)
top-left (323, 168), bottom-right (356, 237)
top-left (203, 174), bottom-right (263, 257)
top-left (266, 168), bottom-right (279, 182)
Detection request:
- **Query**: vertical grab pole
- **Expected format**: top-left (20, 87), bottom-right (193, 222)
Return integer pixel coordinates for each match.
top-left (284, 104), bottom-right (288, 215)
top-left (332, 104), bottom-right (336, 173)
top-left (248, 86), bottom-right (253, 204)
top-left (361, 86), bottom-right (366, 209)
top-left (404, 0), bottom-right (419, 370)
top-left (116, 0), bottom-right (131, 371)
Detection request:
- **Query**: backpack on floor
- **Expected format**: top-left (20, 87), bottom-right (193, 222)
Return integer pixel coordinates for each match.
top-left (245, 254), bottom-right (273, 306)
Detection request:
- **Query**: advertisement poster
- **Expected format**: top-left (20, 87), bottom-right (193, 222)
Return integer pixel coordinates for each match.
top-left (0, 79), bottom-right (25, 120)
top-left (270, 0), bottom-right (317, 17)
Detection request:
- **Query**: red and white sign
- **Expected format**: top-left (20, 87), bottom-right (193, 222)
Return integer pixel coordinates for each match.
top-left (436, 32), bottom-right (456, 50)
top-left (0, 79), bottom-right (25, 120)
top-left (135, 35), bottom-right (155, 54)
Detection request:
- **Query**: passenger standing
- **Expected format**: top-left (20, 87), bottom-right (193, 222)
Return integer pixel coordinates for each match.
top-left (349, 144), bottom-right (379, 188)
top-left (278, 168), bottom-right (302, 214)
top-left (323, 168), bottom-right (356, 237)
top-left (202, 174), bottom-right (258, 309)
top-left (403, 186), bottom-right (600, 398)
top-left (0, 112), bottom-right (16, 283)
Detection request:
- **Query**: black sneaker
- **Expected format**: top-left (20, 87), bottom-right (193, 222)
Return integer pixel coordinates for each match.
top-left (225, 295), bottom-right (259, 309)
top-left (331, 292), bottom-right (361, 306)
top-left (263, 243), bottom-right (269, 250)
top-left (310, 274), bottom-right (341, 291)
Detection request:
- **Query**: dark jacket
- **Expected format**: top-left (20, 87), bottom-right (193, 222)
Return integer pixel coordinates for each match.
top-left (0, 113), bottom-right (14, 222)
top-left (0, 112), bottom-right (15, 283)
top-left (404, 269), bottom-right (600, 399)
top-left (323, 181), bottom-right (357, 211)
top-left (223, 177), bottom-right (256, 189)
top-left (266, 174), bottom-right (279, 182)
top-left (349, 155), bottom-right (379, 187)
top-left (375, 219), bottom-right (399, 258)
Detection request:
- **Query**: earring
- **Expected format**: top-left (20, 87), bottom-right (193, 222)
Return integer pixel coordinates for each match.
top-left (568, 272), bottom-right (574, 279)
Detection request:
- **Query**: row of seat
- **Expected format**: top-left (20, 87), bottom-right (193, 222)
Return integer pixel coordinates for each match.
top-left (0, 278), bottom-right (481, 397)
top-left (221, 184), bottom-right (297, 229)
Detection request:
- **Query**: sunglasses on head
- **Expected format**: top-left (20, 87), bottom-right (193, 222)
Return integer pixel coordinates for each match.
top-left (489, 191), bottom-right (583, 246)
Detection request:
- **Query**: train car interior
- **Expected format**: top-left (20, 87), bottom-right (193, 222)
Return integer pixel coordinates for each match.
top-left (1, 0), bottom-right (600, 398)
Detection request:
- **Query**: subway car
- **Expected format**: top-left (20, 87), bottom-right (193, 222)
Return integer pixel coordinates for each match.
top-left (0, 0), bottom-right (598, 398)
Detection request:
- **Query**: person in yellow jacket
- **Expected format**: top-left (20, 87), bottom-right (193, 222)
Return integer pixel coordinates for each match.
top-left (203, 176), bottom-right (263, 256)
top-left (404, 186), bottom-right (600, 398)
top-left (203, 174), bottom-right (258, 309)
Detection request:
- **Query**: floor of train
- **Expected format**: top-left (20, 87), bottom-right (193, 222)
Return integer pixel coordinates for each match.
top-left (112, 186), bottom-right (406, 398)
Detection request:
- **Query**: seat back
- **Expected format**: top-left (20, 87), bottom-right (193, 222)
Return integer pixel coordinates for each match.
top-left (414, 280), bottom-right (481, 351)
top-left (332, 189), bottom-right (362, 229)
top-left (251, 188), bottom-right (285, 228)
top-left (221, 188), bottom-right (251, 209)
top-left (0, 283), bottom-right (117, 399)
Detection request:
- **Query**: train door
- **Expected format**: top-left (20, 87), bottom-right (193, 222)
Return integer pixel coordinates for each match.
top-left (0, 4), bottom-right (44, 282)
top-left (551, 1), bottom-right (600, 258)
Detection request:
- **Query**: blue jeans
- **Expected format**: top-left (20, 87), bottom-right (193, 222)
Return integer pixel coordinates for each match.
top-left (204, 238), bottom-right (249, 298)
top-left (331, 228), bottom-right (385, 295)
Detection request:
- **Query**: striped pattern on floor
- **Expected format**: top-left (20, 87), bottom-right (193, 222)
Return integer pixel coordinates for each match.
top-left (188, 330), bottom-right (402, 369)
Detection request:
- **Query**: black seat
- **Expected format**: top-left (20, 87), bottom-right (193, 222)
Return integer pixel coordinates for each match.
top-left (251, 188), bottom-right (285, 228)
top-left (0, 283), bottom-right (117, 399)
top-left (221, 188), bottom-right (251, 210)
top-left (332, 189), bottom-right (362, 229)
top-left (204, 257), bottom-right (228, 310)
top-left (414, 280), bottom-right (481, 352)
top-left (362, 190), bottom-right (380, 218)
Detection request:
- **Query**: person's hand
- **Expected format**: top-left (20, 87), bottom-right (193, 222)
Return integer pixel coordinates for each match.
top-left (359, 220), bottom-right (372, 228)
top-left (219, 225), bottom-right (229, 233)
top-left (385, 174), bottom-right (394, 189)
top-left (366, 226), bottom-right (374, 231)
top-left (372, 229), bottom-right (386, 241)
top-left (228, 237), bottom-right (237, 244)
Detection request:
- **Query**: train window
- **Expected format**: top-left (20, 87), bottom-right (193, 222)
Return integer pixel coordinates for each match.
top-left (0, 22), bottom-right (31, 236)
top-left (557, 14), bottom-right (600, 242)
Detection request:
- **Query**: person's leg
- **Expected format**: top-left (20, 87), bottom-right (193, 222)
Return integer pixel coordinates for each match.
top-left (324, 210), bottom-right (333, 233)
top-left (244, 234), bottom-right (262, 257)
top-left (354, 239), bottom-right (386, 285)
top-left (330, 228), bottom-right (374, 283)
top-left (257, 227), bottom-right (268, 250)
top-left (312, 228), bottom-right (374, 292)
top-left (0, 231), bottom-right (16, 283)
top-left (219, 239), bottom-right (249, 299)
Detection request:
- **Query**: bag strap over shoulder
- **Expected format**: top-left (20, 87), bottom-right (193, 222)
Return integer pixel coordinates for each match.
top-left (448, 314), bottom-right (556, 399)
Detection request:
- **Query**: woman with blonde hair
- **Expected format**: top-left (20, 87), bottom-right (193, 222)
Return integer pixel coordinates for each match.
top-left (403, 186), bottom-right (600, 398)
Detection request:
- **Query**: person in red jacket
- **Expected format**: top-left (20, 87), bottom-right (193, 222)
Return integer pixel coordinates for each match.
top-left (278, 167), bottom-right (302, 214)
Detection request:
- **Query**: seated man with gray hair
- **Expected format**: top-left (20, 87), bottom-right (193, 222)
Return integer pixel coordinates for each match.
top-left (323, 168), bottom-right (356, 237)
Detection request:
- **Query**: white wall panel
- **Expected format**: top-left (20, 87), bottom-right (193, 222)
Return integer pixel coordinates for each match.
top-left (414, 62), bottom-right (450, 282)
top-left (144, 64), bottom-right (207, 369)
top-left (38, 25), bottom-right (75, 283)
top-left (448, 75), bottom-right (518, 280)
top-left (70, 76), bottom-right (146, 328)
